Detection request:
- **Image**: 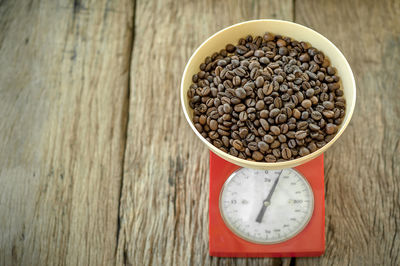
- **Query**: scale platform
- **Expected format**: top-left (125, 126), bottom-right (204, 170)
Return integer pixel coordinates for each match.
top-left (209, 151), bottom-right (325, 257)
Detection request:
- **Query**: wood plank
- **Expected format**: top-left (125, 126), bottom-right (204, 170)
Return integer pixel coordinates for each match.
top-left (0, 0), bottom-right (133, 265)
top-left (117, 1), bottom-right (293, 265)
top-left (295, 0), bottom-right (400, 265)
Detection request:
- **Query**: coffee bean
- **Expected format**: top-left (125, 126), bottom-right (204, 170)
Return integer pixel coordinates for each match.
top-left (280, 124), bottom-right (289, 134)
top-left (293, 109), bottom-right (301, 119)
top-left (258, 127), bottom-right (266, 136)
top-left (209, 120), bottom-right (218, 131)
top-left (309, 123), bottom-right (320, 131)
top-left (310, 96), bottom-right (319, 105)
top-left (209, 131), bottom-right (219, 139)
top-left (252, 151), bottom-right (264, 161)
top-left (222, 114), bottom-right (231, 121)
top-left (270, 108), bottom-right (280, 118)
top-left (299, 147), bottom-right (310, 156)
top-left (276, 114), bottom-right (287, 123)
top-left (272, 149), bottom-right (281, 158)
top-left (239, 111), bottom-right (248, 121)
top-left (260, 118), bottom-right (270, 131)
top-left (279, 47), bottom-right (288, 56)
top-left (231, 97), bottom-right (241, 105)
top-left (288, 139), bottom-right (297, 148)
top-left (247, 107), bottom-right (256, 114)
top-left (325, 134), bottom-right (335, 142)
top-left (255, 76), bottom-right (264, 88)
top-left (295, 140), bottom-right (305, 148)
top-left (274, 97), bottom-right (283, 108)
top-left (297, 121), bottom-right (308, 130)
top-left (278, 134), bottom-right (287, 143)
top-left (323, 101), bottom-right (334, 110)
top-left (255, 100), bottom-right (265, 110)
top-left (245, 98), bottom-right (256, 107)
top-left (316, 141), bottom-right (326, 148)
top-left (265, 154), bottom-right (277, 162)
top-left (223, 103), bottom-right (232, 113)
top-left (213, 139), bottom-right (223, 148)
top-left (199, 115), bottom-right (207, 125)
top-left (262, 83), bottom-right (273, 96)
top-left (232, 76), bottom-right (240, 87)
top-left (257, 141), bottom-right (269, 152)
top-left (263, 134), bottom-right (274, 144)
top-left (260, 110), bottom-right (269, 118)
top-left (326, 123), bottom-right (338, 134)
top-left (226, 44), bottom-right (236, 53)
top-left (264, 32), bottom-right (275, 41)
top-left (270, 140), bottom-right (280, 149)
top-left (282, 148), bottom-right (292, 159)
top-left (308, 142), bottom-right (317, 152)
top-left (301, 111), bottom-right (310, 120)
top-left (235, 88), bottom-right (247, 99)
top-left (306, 88), bottom-right (315, 98)
top-left (233, 139), bottom-right (244, 151)
top-left (254, 50), bottom-right (265, 57)
top-left (195, 123), bottom-right (203, 133)
top-left (314, 53), bottom-right (324, 64)
top-left (248, 142), bottom-right (258, 151)
top-left (239, 128), bottom-right (249, 138)
top-left (306, 71), bottom-right (318, 80)
top-left (327, 66), bottom-right (336, 75)
top-left (236, 45), bottom-right (249, 55)
top-left (234, 67), bottom-right (246, 77)
top-left (250, 68), bottom-right (261, 80)
top-left (248, 113), bottom-right (256, 121)
top-left (218, 129), bottom-right (230, 136)
top-left (234, 103), bottom-right (246, 112)
top-left (301, 99), bottom-right (312, 109)
top-left (218, 124), bottom-right (230, 131)
top-left (277, 39), bottom-right (287, 47)
top-left (221, 136), bottom-right (229, 147)
top-left (232, 131), bottom-right (240, 140)
top-left (295, 130), bottom-right (307, 140)
top-left (268, 125), bottom-right (280, 136)
top-left (299, 53), bottom-right (310, 62)
top-left (311, 111), bottom-right (322, 120)
top-left (217, 60), bottom-right (227, 67)
top-left (230, 147), bottom-right (239, 156)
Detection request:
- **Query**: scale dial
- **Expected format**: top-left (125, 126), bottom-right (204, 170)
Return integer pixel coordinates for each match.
top-left (219, 168), bottom-right (314, 244)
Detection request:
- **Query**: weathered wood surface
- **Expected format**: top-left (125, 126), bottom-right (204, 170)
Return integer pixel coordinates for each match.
top-left (0, 0), bottom-right (133, 265)
top-left (295, 0), bottom-right (400, 265)
top-left (0, 0), bottom-right (399, 265)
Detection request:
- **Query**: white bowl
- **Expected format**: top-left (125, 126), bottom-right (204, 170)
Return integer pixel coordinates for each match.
top-left (181, 19), bottom-right (356, 169)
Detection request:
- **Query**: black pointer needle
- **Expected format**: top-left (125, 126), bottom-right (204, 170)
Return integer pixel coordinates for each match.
top-left (255, 170), bottom-right (284, 223)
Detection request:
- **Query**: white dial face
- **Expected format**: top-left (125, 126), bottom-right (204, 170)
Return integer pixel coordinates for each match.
top-left (219, 168), bottom-right (314, 244)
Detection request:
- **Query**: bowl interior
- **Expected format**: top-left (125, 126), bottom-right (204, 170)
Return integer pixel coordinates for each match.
top-left (181, 20), bottom-right (356, 169)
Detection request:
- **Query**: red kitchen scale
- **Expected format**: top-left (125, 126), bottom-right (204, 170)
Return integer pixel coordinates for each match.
top-left (209, 151), bottom-right (325, 257)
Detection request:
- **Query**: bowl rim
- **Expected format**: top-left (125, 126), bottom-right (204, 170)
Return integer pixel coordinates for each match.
top-left (180, 19), bottom-right (356, 169)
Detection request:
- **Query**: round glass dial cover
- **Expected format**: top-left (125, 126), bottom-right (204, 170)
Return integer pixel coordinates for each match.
top-left (219, 168), bottom-right (314, 244)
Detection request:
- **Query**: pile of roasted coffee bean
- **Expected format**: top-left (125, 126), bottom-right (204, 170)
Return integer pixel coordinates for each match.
top-left (187, 32), bottom-right (346, 162)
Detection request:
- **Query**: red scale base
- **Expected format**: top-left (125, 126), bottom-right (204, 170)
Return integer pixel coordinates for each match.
top-left (209, 152), bottom-right (325, 257)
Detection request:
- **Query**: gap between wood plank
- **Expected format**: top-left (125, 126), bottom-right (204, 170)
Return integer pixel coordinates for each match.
top-left (115, 0), bottom-right (137, 263)
top-left (292, 0), bottom-right (296, 22)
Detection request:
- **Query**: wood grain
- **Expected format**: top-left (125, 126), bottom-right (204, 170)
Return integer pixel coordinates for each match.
top-left (116, 0), bottom-right (293, 265)
top-left (1, 0), bottom-right (399, 265)
top-left (295, 0), bottom-right (400, 265)
top-left (0, 0), bottom-right (133, 265)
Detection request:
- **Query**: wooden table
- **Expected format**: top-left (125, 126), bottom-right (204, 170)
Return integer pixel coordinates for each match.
top-left (1, 0), bottom-right (399, 265)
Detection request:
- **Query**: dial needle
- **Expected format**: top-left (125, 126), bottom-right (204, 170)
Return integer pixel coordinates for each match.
top-left (255, 170), bottom-right (284, 223)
